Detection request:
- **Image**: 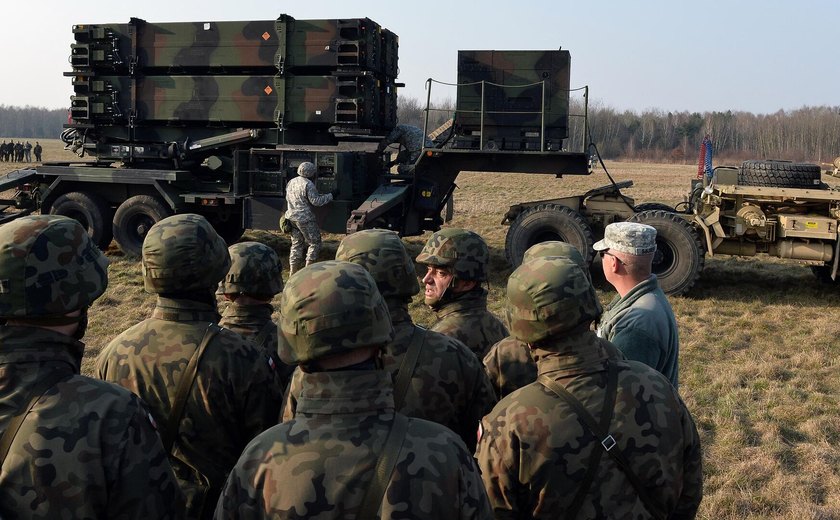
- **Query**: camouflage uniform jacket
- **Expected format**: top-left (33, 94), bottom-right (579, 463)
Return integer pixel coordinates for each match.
top-left (598, 275), bottom-right (680, 388)
top-left (219, 301), bottom-right (294, 383)
top-left (96, 297), bottom-right (285, 518)
top-left (382, 124), bottom-right (433, 162)
top-left (0, 326), bottom-right (184, 519)
top-left (216, 369), bottom-right (493, 519)
top-left (283, 303), bottom-right (498, 452)
top-left (430, 288), bottom-right (508, 359)
top-left (284, 176), bottom-right (332, 223)
top-left (476, 329), bottom-right (702, 519)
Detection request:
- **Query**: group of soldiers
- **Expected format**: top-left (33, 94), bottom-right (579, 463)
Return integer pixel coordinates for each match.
top-left (0, 140), bottom-right (40, 162)
top-left (0, 187), bottom-right (703, 519)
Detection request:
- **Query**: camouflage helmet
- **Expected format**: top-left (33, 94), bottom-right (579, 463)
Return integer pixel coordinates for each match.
top-left (217, 241), bottom-right (283, 297)
top-left (415, 228), bottom-right (489, 281)
top-left (523, 241), bottom-right (591, 281)
top-left (505, 257), bottom-right (602, 344)
top-left (0, 215), bottom-right (108, 318)
top-left (335, 229), bottom-right (419, 300)
top-left (279, 260), bottom-right (394, 365)
top-left (141, 213), bottom-right (231, 294)
top-left (297, 161), bottom-right (317, 179)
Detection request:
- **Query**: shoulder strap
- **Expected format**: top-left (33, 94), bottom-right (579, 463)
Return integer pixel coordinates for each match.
top-left (538, 362), bottom-right (666, 520)
top-left (161, 323), bottom-right (221, 453)
top-left (392, 327), bottom-right (427, 410)
top-left (357, 413), bottom-right (410, 519)
top-left (0, 369), bottom-right (71, 466)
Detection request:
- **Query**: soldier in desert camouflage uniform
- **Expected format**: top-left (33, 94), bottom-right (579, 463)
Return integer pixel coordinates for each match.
top-left (215, 260), bottom-right (492, 519)
top-left (284, 161), bottom-right (333, 274)
top-left (96, 214), bottom-right (285, 519)
top-left (0, 215), bottom-right (184, 518)
top-left (376, 123), bottom-right (433, 173)
top-left (282, 229), bottom-right (497, 451)
top-left (476, 257), bottom-right (703, 518)
top-left (416, 228), bottom-right (508, 358)
top-left (218, 241), bottom-right (293, 383)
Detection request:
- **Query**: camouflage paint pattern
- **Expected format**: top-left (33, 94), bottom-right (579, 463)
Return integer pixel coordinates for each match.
top-left (218, 241), bottom-right (284, 297)
top-left (0, 215), bottom-right (108, 318)
top-left (1, 326), bottom-right (184, 519)
top-left (430, 288), bottom-right (509, 359)
top-left (218, 301), bottom-right (295, 384)
top-left (334, 228), bottom-right (419, 299)
top-left (96, 296), bottom-right (285, 519)
top-left (416, 228), bottom-right (490, 281)
top-left (142, 213), bottom-right (231, 295)
top-left (216, 370), bottom-right (492, 519)
top-left (378, 124), bottom-right (433, 163)
top-left (521, 240), bottom-right (590, 281)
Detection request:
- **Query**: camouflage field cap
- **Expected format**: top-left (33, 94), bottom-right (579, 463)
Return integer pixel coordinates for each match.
top-left (217, 241), bottom-right (283, 297)
top-left (0, 215), bottom-right (108, 317)
top-left (297, 161), bottom-right (317, 179)
top-left (505, 257), bottom-right (602, 344)
top-left (335, 229), bottom-right (419, 299)
top-left (279, 260), bottom-right (394, 364)
top-left (415, 228), bottom-right (489, 281)
top-left (593, 222), bottom-right (657, 255)
top-left (141, 213), bottom-right (231, 294)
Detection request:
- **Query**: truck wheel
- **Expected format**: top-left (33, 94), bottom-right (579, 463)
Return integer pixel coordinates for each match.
top-left (113, 195), bottom-right (173, 258)
top-left (634, 202), bottom-right (675, 213)
top-left (50, 192), bottom-right (113, 250)
top-left (209, 217), bottom-right (245, 244)
top-left (628, 210), bottom-right (705, 295)
top-left (811, 265), bottom-right (839, 284)
top-left (444, 195), bottom-right (455, 223)
top-left (505, 204), bottom-right (594, 268)
top-left (738, 160), bottom-right (823, 189)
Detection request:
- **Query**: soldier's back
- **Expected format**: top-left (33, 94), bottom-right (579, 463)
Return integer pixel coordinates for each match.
top-left (483, 335), bottom-right (537, 399)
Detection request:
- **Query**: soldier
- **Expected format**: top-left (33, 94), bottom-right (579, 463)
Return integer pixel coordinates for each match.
top-left (215, 260), bottom-right (492, 519)
top-left (96, 214), bottom-right (285, 519)
top-left (416, 227), bottom-right (508, 358)
top-left (284, 161), bottom-right (333, 274)
top-left (14, 142), bottom-right (23, 162)
top-left (476, 257), bottom-right (703, 518)
top-left (595, 221), bottom-right (681, 388)
top-left (23, 141), bottom-right (31, 162)
top-left (282, 229), bottom-right (497, 452)
top-left (33, 141), bottom-right (42, 162)
top-left (0, 141), bottom-right (6, 161)
top-left (218, 241), bottom-right (293, 383)
top-left (0, 215), bottom-right (184, 518)
top-left (483, 240), bottom-right (603, 398)
top-left (376, 123), bottom-right (433, 173)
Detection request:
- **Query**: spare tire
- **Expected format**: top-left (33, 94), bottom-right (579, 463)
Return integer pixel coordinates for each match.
top-left (738, 160), bottom-right (822, 189)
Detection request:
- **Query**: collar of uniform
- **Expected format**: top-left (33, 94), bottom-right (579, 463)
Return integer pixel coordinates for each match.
top-left (0, 325), bottom-right (83, 371)
top-left (296, 369), bottom-right (395, 415)
top-left (221, 302), bottom-right (274, 321)
top-left (605, 274), bottom-right (658, 313)
top-left (152, 296), bottom-right (220, 322)
top-left (434, 287), bottom-right (488, 318)
top-left (385, 302), bottom-right (413, 325)
top-left (532, 330), bottom-right (609, 377)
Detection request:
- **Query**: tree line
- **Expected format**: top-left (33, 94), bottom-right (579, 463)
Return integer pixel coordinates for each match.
top-left (0, 105), bottom-right (67, 139)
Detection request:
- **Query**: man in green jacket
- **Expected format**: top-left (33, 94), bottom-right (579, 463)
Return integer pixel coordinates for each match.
top-left (595, 221), bottom-right (680, 388)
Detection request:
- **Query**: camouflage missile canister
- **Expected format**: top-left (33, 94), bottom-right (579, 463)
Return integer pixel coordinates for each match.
top-left (454, 50), bottom-right (571, 151)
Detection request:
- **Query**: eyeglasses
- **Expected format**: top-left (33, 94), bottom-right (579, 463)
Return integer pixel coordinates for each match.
top-left (599, 250), bottom-right (624, 265)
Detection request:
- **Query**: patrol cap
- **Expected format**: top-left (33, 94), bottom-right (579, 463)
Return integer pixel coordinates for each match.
top-left (279, 260), bottom-right (394, 365)
top-left (141, 213), bottom-right (231, 294)
top-left (505, 257), bottom-right (602, 344)
top-left (415, 228), bottom-right (489, 281)
top-left (218, 241), bottom-right (283, 297)
top-left (297, 162), bottom-right (317, 179)
top-left (335, 229), bottom-right (419, 299)
top-left (593, 222), bottom-right (657, 255)
top-left (0, 215), bottom-right (108, 318)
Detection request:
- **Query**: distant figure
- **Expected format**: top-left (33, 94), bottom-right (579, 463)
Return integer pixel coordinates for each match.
top-left (0, 141), bottom-right (6, 162)
top-left (283, 161), bottom-right (333, 274)
top-left (14, 142), bottom-right (23, 162)
top-left (33, 141), bottom-right (42, 162)
top-left (23, 141), bottom-right (31, 162)
top-left (376, 124), bottom-right (433, 173)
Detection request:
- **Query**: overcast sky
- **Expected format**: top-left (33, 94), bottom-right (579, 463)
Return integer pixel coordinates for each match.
top-left (1, 0), bottom-right (837, 114)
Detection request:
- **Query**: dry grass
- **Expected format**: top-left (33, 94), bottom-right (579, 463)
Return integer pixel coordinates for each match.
top-left (9, 143), bottom-right (840, 518)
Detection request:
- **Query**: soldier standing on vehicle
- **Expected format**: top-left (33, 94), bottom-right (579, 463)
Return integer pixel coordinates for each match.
top-left (376, 123), bottom-right (433, 173)
top-left (218, 241), bottom-right (293, 383)
top-left (416, 228), bottom-right (508, 358)
top-left (282, 229), bottom-right (497, 452)
top-left (476, 257), bottom-right (703, 518)
top-left (33, 141), bottom-right (42, 162)
top-left (96, 214), bottom-right (285, 519)
top-left (595, 221), bottom-right (681, 388)
top-left (0, 215), bottom-right (184, 518)
top-left (284, 161), bottom-right (333, 274)
top-left (215, 260), bottom-right (492, 519)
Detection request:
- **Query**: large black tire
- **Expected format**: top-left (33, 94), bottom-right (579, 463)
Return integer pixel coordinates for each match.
top-left (112, 195), bottom-right (173, 257)
top-left (505, 204), bottom-right (595, 268)
top-left (444, 195), bottom-right (455, 223)
top-left (811, 265), bottom-right (840, 285)
top-left (208, 215), bottom-right (245, 244)
top-left (628, 210), bottom-right (705, 295)
top-left (634, 202), bottom-right (676, 213)
top-left (50, 192), bottom-right (113, 250)
top-left (738, 160), bottom-right (822, 188)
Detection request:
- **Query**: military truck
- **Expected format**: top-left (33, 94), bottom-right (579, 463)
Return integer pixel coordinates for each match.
top-left (0, 15), bottom-right (591, 257)
top-left (501, 158), bottom-right (840, 295)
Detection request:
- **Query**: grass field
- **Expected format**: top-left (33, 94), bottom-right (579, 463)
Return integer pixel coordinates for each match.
top-left (7, 140), bottom-right (840, 518)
